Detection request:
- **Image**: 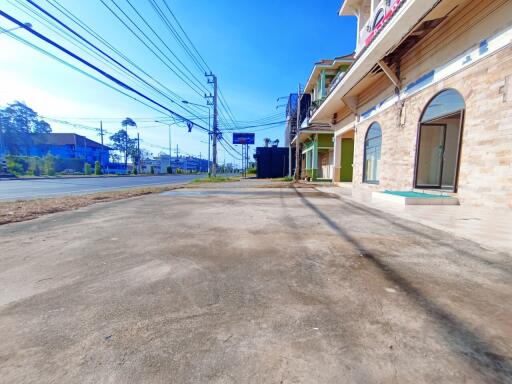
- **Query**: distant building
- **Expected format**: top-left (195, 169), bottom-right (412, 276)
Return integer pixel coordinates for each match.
top-left (30, 133), bottom-right (110, 165)
top-left (253, 147), bottom-right (289, 179)
top-left (287, 55), bottom-right (354, 180)
top-left (142, 154), bottom-right (209, 174)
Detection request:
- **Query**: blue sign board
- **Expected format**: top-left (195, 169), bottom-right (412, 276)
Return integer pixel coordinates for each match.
top-left (233, 132), bottom-right (255, 145)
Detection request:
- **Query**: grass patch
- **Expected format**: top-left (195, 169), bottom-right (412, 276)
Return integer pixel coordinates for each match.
top-left (191, 176), bottom-right (239, 183)
top-left (272, 176), bottom-right (294, 182)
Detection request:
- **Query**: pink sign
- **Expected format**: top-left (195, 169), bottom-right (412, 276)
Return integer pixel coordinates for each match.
top-left (365, 0), bottom-right (404, 47)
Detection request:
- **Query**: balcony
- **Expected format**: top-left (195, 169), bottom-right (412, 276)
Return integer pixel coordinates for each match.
top-left (355, 0), bottom-right (405, 57)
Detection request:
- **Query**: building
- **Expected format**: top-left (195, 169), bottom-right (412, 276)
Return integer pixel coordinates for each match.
top-left (253, 147), bottom-right (289, 179)
top-left (289, 55), bottom-right (354, 180)
top-left (310, 0), bottom-right (512, 208)
top-left (30, 133), bottom-right (110, 165)
top-left (142, 154), bottom-right (209, 174)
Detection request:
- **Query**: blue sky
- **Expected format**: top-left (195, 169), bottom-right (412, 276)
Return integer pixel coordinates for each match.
top-left (0, 0), bottom-right (356, 165)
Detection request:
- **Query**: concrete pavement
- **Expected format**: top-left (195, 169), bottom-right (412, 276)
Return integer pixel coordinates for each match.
top-left (0, 174), bottom-right (201, 201)
top-left (0, 181), bottom-right (511, 383)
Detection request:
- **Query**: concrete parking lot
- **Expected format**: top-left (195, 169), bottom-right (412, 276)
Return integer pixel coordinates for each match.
top-left (0, 182), bottom-right (511, 383)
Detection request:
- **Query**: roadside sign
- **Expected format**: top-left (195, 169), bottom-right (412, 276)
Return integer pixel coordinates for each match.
top-left (233, 132), bottom-right (255, 145)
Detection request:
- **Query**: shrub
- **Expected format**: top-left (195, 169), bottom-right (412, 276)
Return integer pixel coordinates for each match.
top-left (132, 167), bottom-right (138, 175)
top-left (94, 161), bottom-right (101, 175)
top-left (150, 166), bottom-right (155, 174)
top-left (7, 158), bottom-right (25, 175)
top-left (84, 162), bottom-right (92, 175)
top-left (247, 167), bottom-right (257, 175)
top-left (43, 154), bottom-right (56, 176)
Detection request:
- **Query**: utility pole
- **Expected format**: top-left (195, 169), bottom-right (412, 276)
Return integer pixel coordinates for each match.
top-left (137, 132), bottom-right (141, 173)
top-left (206, 73), bottom-right (218, 177)
top-left (99, 121), bottom-right (104, 168)
top-left (294, 84), bottom-right (302, 181)
top-left (169, 124), bottom-right (172, 173)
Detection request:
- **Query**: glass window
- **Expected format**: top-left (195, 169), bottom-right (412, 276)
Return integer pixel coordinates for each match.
top-left (372, 9), bottom-right (385, 30)
top-left (421, 89), bottom-right (465, 123)
top-left (363, 122), bottom-right (382, 183)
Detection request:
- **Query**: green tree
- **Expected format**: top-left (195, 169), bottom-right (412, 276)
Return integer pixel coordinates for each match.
top-left (109, 129), bottom-right (136, 173)
top-left (121, 118), bottom-right (136, 170)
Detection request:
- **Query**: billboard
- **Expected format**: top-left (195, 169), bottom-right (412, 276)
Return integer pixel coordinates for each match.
top-left (233, 132), bottom-right (255, 145)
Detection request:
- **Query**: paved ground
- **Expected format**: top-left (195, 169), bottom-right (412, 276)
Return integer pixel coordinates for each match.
top-left (0, 181), bottom-right (511, 383)
top-left (0, 175), bottom-right (201, 201)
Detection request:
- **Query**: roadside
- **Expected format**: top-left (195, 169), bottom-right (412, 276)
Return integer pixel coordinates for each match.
top-left (0, 184), bottom-right (183, 225)
top-left (0, 173), bottom-right (204, 181)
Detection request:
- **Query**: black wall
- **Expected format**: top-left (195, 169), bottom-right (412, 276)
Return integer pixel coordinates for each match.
top-left (254, 147), bottom-right (289, 179)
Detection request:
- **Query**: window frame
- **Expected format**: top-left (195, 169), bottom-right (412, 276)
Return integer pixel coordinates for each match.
top-left (362, 122), bottom-right (382, 184)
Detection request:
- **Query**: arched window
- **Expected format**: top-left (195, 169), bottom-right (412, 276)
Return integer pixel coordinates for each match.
top-left (415, 89), bottom-right (465, 191)
top-left (363, 122), bottom-right (382, 183)
top-left (372, 9), bottom-right (385, 30)
top-left (421, 89), bottom-right (465, 123)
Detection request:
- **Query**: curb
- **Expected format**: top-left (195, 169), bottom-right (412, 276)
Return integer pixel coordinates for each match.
top-left (0, 174), bottom-right (201, 181)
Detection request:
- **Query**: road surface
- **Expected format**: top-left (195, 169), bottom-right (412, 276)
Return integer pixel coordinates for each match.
top-left (0, 180), bottom-right (510, 383)
top-left (0, 175), bottom-right (201, 200)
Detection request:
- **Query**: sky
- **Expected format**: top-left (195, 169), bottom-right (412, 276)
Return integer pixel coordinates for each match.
top-left (0, 0), bottom-right (356, 166)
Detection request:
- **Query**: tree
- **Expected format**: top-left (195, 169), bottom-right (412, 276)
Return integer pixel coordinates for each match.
top-left (33, 120), bottom-right (52, 133)
top-left (263, 138), bottom-right (271, 147)
top-left (109, 129), bottom-right (136, 173)
top-left (0, 101), bottom-right (52, 155)
top-left (121, 118), bottom-right (136, 170)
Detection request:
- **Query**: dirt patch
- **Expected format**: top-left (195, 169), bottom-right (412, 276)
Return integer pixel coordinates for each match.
top-left (0, 184), bottom-right (185, 226)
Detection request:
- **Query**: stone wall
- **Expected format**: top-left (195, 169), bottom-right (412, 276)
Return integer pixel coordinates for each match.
top-left (353, 46), bottom-right (512, 209)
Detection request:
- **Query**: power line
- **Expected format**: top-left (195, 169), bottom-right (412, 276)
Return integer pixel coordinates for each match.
top-left (160, 0), bottom-right (210, 72)
top-left (23, 0), bottom-right (209, 119)
top-left (0, 9), bottom-right (209, 132)
top-left (100, 0), bottom-right (206, 98)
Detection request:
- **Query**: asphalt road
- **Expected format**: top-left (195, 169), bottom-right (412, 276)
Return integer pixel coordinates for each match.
top-left (0, 180), bottom-right (511, 383)
top-left (0, 175), bottom-right (201, 200)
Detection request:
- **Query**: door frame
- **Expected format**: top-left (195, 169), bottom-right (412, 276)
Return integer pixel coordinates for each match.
top-left (413, 110), bottom-right (465, 192)
top-left (414, 123), bottom-right (447, 189)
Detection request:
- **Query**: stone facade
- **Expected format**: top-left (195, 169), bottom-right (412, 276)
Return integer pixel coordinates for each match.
top-left (352, 46), bottom-right (512, 209)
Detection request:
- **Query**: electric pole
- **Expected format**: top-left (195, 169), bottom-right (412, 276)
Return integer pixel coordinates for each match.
top-left (137, 132), bottom-right (141, 173)
top-left (295, 84), bottom-right (302, 181)
top-left (99, 121), bottom-right (104, 167)
top-left (206, 73), bottom-right (218, 177)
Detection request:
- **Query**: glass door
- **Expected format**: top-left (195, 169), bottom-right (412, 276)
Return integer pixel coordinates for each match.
top-left (415, 124), bottom-right (446, 188)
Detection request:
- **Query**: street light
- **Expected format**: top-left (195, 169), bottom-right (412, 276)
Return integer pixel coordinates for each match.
top-left (182, 100), bottom-right (211, 175)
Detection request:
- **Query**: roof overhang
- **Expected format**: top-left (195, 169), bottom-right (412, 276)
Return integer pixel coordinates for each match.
top-left (304, 56), bottom-right (354, 94)
top-left (290, 127), bottom-right (333, 146)
top-left (313, 0), bottom-right (440, 123)
top-left (339, 0), bottom-right (363, 16)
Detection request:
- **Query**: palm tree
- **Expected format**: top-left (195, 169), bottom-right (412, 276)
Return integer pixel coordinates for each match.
top-left (121, 118), bottom-right (136, 172)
